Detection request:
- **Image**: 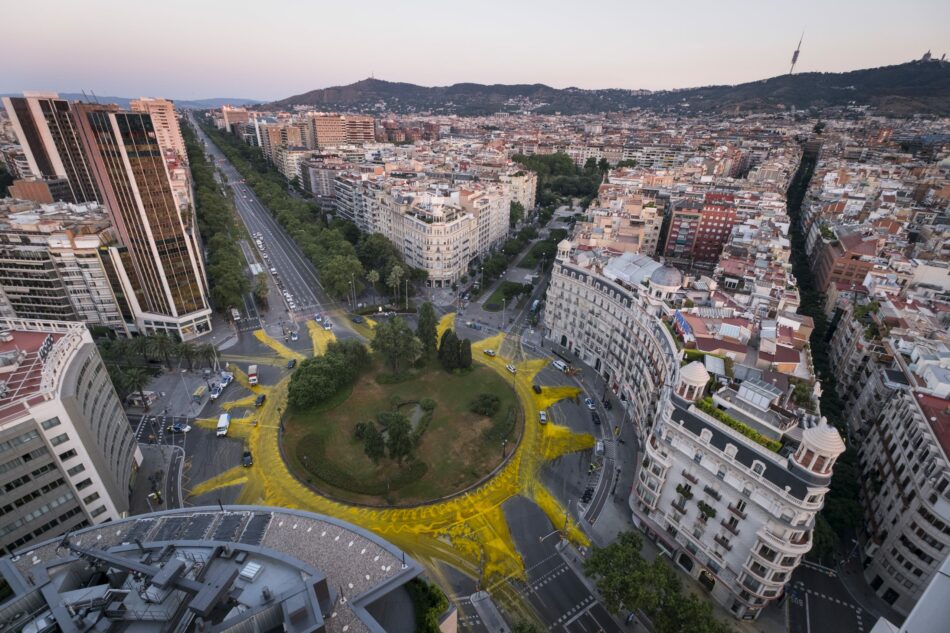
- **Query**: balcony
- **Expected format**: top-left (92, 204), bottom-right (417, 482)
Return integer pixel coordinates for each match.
top-left (704, 486), bottom-right (722, 502)
top-left (714, 535), bottom-right (733, 551)
top-left (721, 519), bottom-right (740, 536)
top-left (758, 527), bottom-right (811, 555)
top-left (672, 499), bottom-right (687, 514)
top-left (675, 484), bottom-right (694, 500)
top-left (728, 503), bottom-right (748, 520)
top-left (682, 469), bottom-right (699, 484)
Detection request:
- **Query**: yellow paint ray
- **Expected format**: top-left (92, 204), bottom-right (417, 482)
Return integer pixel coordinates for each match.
top-left (534, 385), bottom-right (582, 411)
top-left (222, 394), bottom-right (260, 410)
top-left (188, 466), bottom-right (249, 497)
top-left (253, 329), bottom-right (306, 361)
top-left (540, 423), bottom-right (596, 461)
top-left (219, 354), bottom-right (286, 367)
top-left (221, 363), bottom-right (264, 394)
top-left (306, 321), bottom-right (336, 356)
top-left (436, 312), bottom-right (456, 341)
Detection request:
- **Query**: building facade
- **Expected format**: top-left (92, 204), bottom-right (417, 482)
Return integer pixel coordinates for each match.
top-left (129, 98), bottom-right (188, 163)
top-left (0, 318), bottom-right (141, 556)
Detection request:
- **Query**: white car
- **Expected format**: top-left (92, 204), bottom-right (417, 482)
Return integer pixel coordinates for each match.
top-left (506, 364), bottom-right (517, 374)
top-left (539, 410), bottom-right (547, 424)
top-left (209, 385), bottom-right (222, 400)
top-left (290, 331), bottom-right (299, 341)
top-left (584, 397), bottom-right (596, 410)
top-left (483, 349), bottom-right (496, 357)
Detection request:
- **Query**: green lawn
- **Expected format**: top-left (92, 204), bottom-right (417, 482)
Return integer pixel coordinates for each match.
top-left (483, 281), bottom-right (526, 312)
top-left (283, 359), bottom-right (522, 505)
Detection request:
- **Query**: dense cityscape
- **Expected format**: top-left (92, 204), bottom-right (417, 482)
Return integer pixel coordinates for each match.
top-left (1, 9), bottom-right (949, 632)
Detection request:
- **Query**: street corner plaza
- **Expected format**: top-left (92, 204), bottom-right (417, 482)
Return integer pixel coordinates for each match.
top-left (187, 316), bottom-right (594, 614)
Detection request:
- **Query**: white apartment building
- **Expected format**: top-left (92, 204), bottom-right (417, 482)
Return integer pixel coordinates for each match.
top-left (544, 243), bottom-right (845, 621)
top-left (499, 170), bottom-right (538, 210)
top-left (0, 318), bottom-right (142, 555)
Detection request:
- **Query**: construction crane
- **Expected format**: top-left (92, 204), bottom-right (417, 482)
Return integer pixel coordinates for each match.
top-left (789, 32), bottom-right (804, 75)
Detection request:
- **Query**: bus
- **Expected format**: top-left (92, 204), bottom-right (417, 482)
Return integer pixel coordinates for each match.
top-left (192, 385), bottom-right (207, 403)
top-left (248, 364), bottom-right (258, 386)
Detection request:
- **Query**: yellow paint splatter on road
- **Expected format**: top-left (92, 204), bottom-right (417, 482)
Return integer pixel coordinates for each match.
top-left (253, 329), bottom-right (305, 362)
top-left (222, 395), bottom-right (259, 411)
top-left (188, 331), bottom-right (593, 616)
top-left (306, 321), bottom-right (336, 356)
top-left (188, 466), bottom-right (249, 497)
top-left (437, 312), bottom-right (456, 341)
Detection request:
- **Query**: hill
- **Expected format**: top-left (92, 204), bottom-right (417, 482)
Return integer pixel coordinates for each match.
top-left (269, 60), bottom-right (950, 116)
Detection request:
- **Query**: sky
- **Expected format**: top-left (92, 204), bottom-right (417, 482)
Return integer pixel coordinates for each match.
top-left (4, 0), bottom-right (948, 100)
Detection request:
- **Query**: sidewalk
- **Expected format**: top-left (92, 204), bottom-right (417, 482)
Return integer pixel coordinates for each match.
top-left (129, 444), bottom-right (180, 515)
top-left (837, 550), bottom-right (904, 625)
top-left (470, 590), bottom-right (510, 633)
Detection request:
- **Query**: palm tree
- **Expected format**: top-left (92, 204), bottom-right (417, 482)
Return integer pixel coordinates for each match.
top-left (128, 336), bottom-right (151, 364)
top-left (366, 269), bottom-right (381, 305)
top-left (196, 343), bottom-right (218, 370)
top-left (178, 343), bottom-right (197, 371)
top-left (151, 334), bottom-right (179, 370)
top-left (122, 367), bottom-right (152, 411)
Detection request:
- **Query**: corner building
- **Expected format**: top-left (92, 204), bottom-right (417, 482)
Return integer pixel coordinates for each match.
top-left (543, 242), bottom-right (844, 620)
top-left (0, 319), bottom-right (142, 556)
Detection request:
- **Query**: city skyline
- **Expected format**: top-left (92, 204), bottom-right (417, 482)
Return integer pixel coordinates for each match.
top-left (4, 0), bottom-right (947, 100)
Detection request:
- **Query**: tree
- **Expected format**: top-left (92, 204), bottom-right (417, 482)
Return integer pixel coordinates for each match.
top-left (151, 334), bottom-right (179, 369)
top-left (387, 265), bottom-right (404, 303)
top-left (196, 343), bottom-right (217, 369)
top-left (128, 336), bottom-right (152, 363)
top-left (253, 273), bottom-right (269, 308)
top-left (512, 623), bottom-right (543, 633)
top-left (584, 532), bottom-right (733, 633)
top-left (122, 367), bottom-right (153, 410)
top-left (326, 339), bottom-right (371, 371)
top-left (438, 329), bottom-right (460, 370)
top-left (366, 269), bottom-right (380, 292)
top-left (322, 254), bottom-right (364, 300)
top-left (416, 302), bottom-right (438, 357)
top-left (470, 393), bottom-right (500, 416)
top-left (509, 201), bottom-right (525, 228)
top-left (178, 342), bottom-right (197, 370)
top-left (459, 338), bottom-right (472, 369)
top-left (371, 317), bottom-right (422, 372)
top-left (383, 412), bottom-right (414, 465)
top-left (363, 423), bottom-right (386, 464)
top-left (597, 157), bottom-right (610, 173)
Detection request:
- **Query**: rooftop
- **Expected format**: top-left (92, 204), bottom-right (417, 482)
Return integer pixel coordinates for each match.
top-left (0, 506), bottom-right (422, 633)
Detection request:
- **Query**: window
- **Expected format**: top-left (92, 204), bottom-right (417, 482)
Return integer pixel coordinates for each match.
top-left (41, 417), bottom-right (61, 430)
top-left (752, 462), bottom-right (765, 476)
top-left (90, 506), bottom-right (107, 518)
top-left (49, 433), bottom-right (69, 447)
top-left (58, 449), bottom-right (78, 461)
top-left (83, 492), bottom-right (100, 504)
top-left (67, 464), bottom-right (85, 477)
top-left (75, 478), bottom-right (92, 490)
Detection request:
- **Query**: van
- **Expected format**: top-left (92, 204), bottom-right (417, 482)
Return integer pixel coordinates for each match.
top-left (595, 440), bottom-right (605, 457)
top-left (216, 413), bottom-right (231, 437)
top-left (552, 360), bottom-right (568, 372)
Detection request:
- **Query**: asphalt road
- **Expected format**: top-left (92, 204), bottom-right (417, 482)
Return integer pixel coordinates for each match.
top-left (788, 565), bottom-right (873, 633)
top-left (190, 118), bottom-right (326, 319)
top-left (503, 496), bottom-right (621, 633)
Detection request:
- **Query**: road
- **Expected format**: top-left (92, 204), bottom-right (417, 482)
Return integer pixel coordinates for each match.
top-left (190, 118), bottom-right (326, 320)
top-left (788, 564), bottom-right (873, 633)
top-left (503, 497), bottom-right (622, 633)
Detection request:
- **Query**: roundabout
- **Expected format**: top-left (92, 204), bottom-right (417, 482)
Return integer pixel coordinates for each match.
top-left (188, 313), bottom-right (596, 621)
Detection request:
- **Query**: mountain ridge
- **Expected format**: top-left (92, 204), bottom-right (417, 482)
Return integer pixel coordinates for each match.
top-left (269, 60), bottom-right (950, 116)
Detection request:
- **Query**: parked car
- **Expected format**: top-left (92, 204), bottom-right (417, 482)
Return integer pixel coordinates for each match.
top-left (290, 331), bottom-right (298, 341)
top-left (166, 423), bottom-right (191, 434)
top-left (322, 320), bottom-right (333, 330)
top-left (584, 397), bottom-right (596, 410)
top-left (592, 412), bottom-right (601, 425)
top-left (220, 372), bottom-right (234, 388)
top-left (287, 358), bottom-right (297, 369)
top-left (242, 451), bottom-right (253, 467)
top-left (351, 315), bottom-right (364, 323)
top-left (209, 385), bottom-right (222, 400)
top-left (539, 410), bottom-right (548, 424)
top-left (255, 394), bottom-right (266, 407)
top-left (602, 398), bottom-right (613, 411)
top-left (483, 349), bottom-right (496, 357)
top-left (532, 384), bottom-right (542, 394)
top-left (506, 364), bottom-right (517, 374)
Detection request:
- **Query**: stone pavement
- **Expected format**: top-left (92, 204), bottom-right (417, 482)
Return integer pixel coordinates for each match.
top-left (129, 443), bottom-right (181, 515)
top-left (837, 548), bottom-right (905, 626)
top-left (470, 591), bottom-right (509, 633)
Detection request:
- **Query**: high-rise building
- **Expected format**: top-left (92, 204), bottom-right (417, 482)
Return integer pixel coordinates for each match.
top-left (73, 103), bottom-right (211, 340)
top-left (308, 113), bottom-right (376, 148)
top-left (1, 93), bottom-right (100, 203)
top-left (129, 97), bottom-right (188, 163)
top-left (0, 318), bottom-right (142, 556)
top-left (664, 193), bottom-right (738, 267)
top-left (0, 199), bottom-right (132, 333)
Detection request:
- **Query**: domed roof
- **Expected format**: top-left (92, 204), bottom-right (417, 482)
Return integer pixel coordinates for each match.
top-left (680, 360), bottom-right (710, 385)
top-left (650, 265), bottom-right (683, 288)
top-left (802, 419), bottom-right (845, 455)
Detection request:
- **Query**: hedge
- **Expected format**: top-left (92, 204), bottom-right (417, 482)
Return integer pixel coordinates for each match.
top-left (406, 578), bottom-right (449, 633)
top-left (695, 398), bottom-right (782, 453)
top-left (295, 435), bottom-right (427, 495)
top-left (484, 406), bottom-right (517, 443)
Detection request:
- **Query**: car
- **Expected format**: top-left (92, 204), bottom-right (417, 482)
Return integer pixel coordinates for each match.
top-left (506, 364), bottom-right (517, 374)
top-left (483, 349), bottom-right (496, 357)
top-left (290, 331), bottom-right (299, 341)
top-left (255, 394), bottom-right (266, 407)
top-left (584, 397), bottom-right (596, 410)
top-left (287, 358), bottom-right (297, 369)
top-left (351, 315), bottom-right (364, 323)
top-left (220, 372), bottom-right (234, 387)
top-left (602, 398), bottom-right (613, 410)
top-left (242, 451), bottom-right (253, 467)
top-left (314, 313), bottom-right (323, 323)
top-left (532, 384), bottom-right (542, 394)
top-left (539, 410), bottom-right (548, 424)
top-left (270, 267), bottom-right (277, 274)
top-left (592, 411), bottom-right (601, 425)
top-left (166, 423), bottom-right (191, 433)
top-left (322, 321), bottom-right (333, 330)
top-left (209, 385), bottom-right (222, 400)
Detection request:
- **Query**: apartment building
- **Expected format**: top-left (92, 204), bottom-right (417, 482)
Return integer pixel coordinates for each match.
top-left (0, 318), bottom-right (142, 556)
top-left (300, 155), bottom-right (351, 201)
top-left (129, 97), bottom-right (188, 163)
top-left (812, 230), bottom-right (885, 294)
top-left (0, 199), bottom-right (131, 334)
top-left (2, 93), bottom-right (100, 204)
top-left (499, 169), bottom-right (538, 210)
top-left (219, 105), bottom-right (251, 132)
top-left (306, 113), bottom-right (376, 149)
top-left (544, 243), bottom-right (844, 621)
top-left (664, 193), bottom-right (739, 267)
top-left (73, 103), bottom-right (211, 340)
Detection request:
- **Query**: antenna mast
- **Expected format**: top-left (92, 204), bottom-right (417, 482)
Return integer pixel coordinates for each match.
top-left (789, 32), bottom-right (804, 75)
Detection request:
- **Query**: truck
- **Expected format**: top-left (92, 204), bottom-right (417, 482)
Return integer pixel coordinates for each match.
top-left (216, 413), bottom-right (231, 437)
top-left (248, 364), bottom-right (258, 386)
